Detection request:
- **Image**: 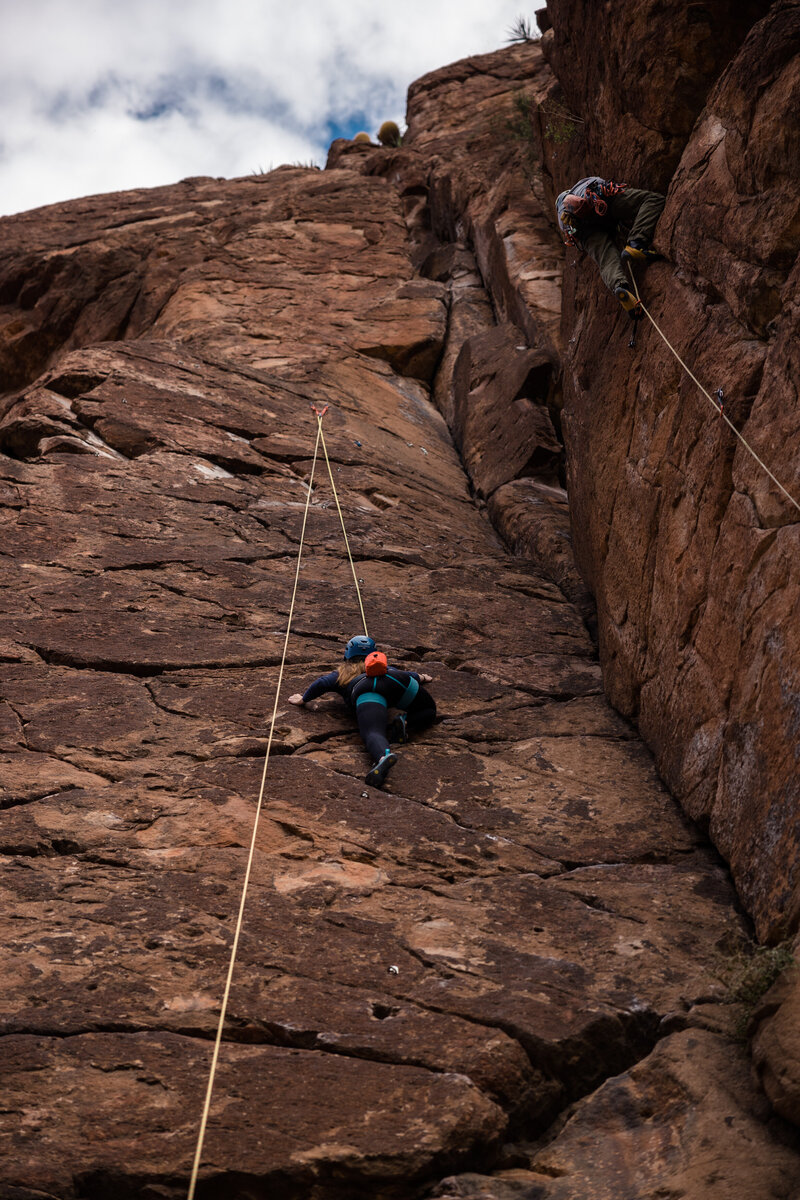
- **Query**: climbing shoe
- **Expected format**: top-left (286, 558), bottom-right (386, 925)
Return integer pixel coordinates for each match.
top-left (365, 751), bottom-right (397, 788)
top-left (388, 713), bottom-right (408, 744)
top-left (621, 239), bottom-right (660, 265)
top-left (615, 286), bottom-right (642, 319)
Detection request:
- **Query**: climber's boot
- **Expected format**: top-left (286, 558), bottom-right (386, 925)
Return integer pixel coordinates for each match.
top-left (615, 286), bottom-right (643, 319)
top-left (365, 751), bottom-right (397, 789)
top-left (621, 238), bottom-right (661, 265)
top-left (388, 713), bottom-right (408, 744)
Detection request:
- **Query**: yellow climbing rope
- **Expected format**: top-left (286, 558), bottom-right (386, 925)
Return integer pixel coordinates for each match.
top-left (314, 405), bottom-right (369, 637)
top-left (626, 264), bottom-right (800, 517)
top-left (187, 404), bottom-right (367, 1198)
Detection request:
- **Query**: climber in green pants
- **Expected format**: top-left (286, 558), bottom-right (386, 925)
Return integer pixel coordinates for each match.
top-left (556, 177), bottom-right (665, 317)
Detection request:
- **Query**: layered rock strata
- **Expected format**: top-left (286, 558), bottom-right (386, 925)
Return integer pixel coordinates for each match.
top-left (1, 11), bottom-right (799, 1200)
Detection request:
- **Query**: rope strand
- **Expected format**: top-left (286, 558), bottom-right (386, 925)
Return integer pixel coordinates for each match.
top-left (626, 264), bottom-right (800, 516)
top-left (316, 414), bottom-right (370, 636)
top-left (187, 419), bottom-right (323, 1200)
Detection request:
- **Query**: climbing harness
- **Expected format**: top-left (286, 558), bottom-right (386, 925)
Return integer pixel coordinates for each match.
top-left (625, 264), bottom-right (800, 516)
top-left (187, 404), bottom-right (369, 1200)
top-left (352, 669), bottom-right (420, 714)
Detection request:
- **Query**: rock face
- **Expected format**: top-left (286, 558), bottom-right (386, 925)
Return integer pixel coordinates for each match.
top-left (752, 946), bottom-right (800, 1129)
top-left (537, 0), bottom-right (767, 190)
top-left (543, 0), bottom-right (800, 942)
top-left (1, 6), bottom-right (799, 1200)
top-left (434, 1030), bottom-right (800, 1200)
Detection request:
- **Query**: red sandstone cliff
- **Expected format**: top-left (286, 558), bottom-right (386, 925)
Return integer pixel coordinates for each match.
top-left (1, 3), bottom-right (799, 1197)
top-left (546, 0), bottom-right (800, 947)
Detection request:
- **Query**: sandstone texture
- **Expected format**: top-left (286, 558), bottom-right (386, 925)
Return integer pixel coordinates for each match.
top-left (433, 1030), bottom-right (800, 1200)
top-left (752, 945), bottom-right (800, 1129)
top-left (1, 3), bottom-right (799, 1198)
top-left (543, 0), bottom-right (800, 943)
top-left (537, 0), bottom-right (766, 190)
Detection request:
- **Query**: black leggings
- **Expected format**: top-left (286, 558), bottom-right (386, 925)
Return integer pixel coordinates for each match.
top-left (406, 690), bottom-right (437, 733)
top-left (355, 688), bottom-right (437, 763)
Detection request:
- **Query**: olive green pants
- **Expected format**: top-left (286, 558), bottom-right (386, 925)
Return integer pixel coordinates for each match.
top-left (581, 187), bottom-right (665, 293)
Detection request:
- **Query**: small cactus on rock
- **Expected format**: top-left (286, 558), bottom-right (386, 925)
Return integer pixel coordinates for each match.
top-left (353, 132), bottom-right (372, 144)
top-left (377, 120), bottom-right (402, 147)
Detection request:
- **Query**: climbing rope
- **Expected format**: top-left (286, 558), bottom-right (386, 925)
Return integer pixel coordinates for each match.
top-left (314, 405), bottom-right (369, 637)
top-left (187, 404), bottom-right (366, 1198)
top-left (626, 264), bottom-right (800, 516)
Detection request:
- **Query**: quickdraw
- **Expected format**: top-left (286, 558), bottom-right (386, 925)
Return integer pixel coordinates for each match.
top-left (629, 315), bottom-right (640, 349)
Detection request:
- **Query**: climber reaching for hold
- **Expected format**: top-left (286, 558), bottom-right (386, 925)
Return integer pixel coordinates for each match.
top-left (287, 635), bottom-right (436, 789)
top-left (556, 177), bottom-right (665, 318)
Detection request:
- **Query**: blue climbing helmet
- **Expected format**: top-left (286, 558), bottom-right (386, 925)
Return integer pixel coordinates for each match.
top-left (344, 635), bottom-right (376, 660)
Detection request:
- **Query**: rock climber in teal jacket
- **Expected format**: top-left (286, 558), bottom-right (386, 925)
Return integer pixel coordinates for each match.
top-left (288, 635), bottom-right (436, 788)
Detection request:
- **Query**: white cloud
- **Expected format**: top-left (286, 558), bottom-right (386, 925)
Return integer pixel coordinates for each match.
top-left (0, 1), bottom-right (538, 215)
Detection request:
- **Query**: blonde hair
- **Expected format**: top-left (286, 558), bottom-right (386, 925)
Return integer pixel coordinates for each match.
top-left (337, 658), bottom-right (366, 687)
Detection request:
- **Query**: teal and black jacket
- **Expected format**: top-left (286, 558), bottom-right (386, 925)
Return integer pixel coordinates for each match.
top-left (302, 668), bottom-right (422, 711)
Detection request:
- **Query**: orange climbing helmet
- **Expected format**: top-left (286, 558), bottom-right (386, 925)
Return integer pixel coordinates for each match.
top-left (365, 651), bottom-right (388, 677)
